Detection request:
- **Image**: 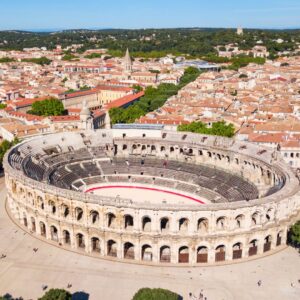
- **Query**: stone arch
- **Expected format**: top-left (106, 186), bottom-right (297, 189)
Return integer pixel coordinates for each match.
top-left (215, 245), bottom-right (226, 262)
top-left (50, 225), bottom-right (58, 242)
top-left (160, 246), bottom-right (171, 263)
top-left (251, 211), bottom-right (261, 226)
top-left (62, 204), bottom-right (70, 218)
top-left (263, 235), bottom-right (272, 252)
top-left (141, 244), bottom-right (152, 261)
top-left (124, 242), bottom-right (135, 259)
top-left (90, 210), bottom-right (99, 224)
top-left (107, 212), bottom-right (116, 228)
top-left (75, 207), bottom-right (84, 221)
top-left (266, 208), bottom-right (274, 222)
top-left (91, 237), bottom-right (101, 253)
top-left (30, 216), bottom-right (36, 232)
top-left (235, 214), bottom-right (245, 228)
top-left (276, 231), bottom-right (283, 246)
top-left (40, 221), bottom-right (46, 237)
top-left (22, 212), bottom-right (28, 227)
top-left (178, 218), bottom-right (189, 232)
top-left (48, 200), bottom-right (56, 214)
top-left (178, 246), bottom-right (189, 263)
top-left (197, 218), bottom-right (208, 233)
top-left (197, 246), bottom-right (208, 263)
top-left (107, 240), bottom-right (117, 257)
top-left (142, 216), bottom-right (151, 232)
top-left (76, 233), bottom-right (85, 249)
top-left (216, 216), bottom-right (226, 230)
top-left (160, 217), bottom-right (170, 233)
top-left (232, 242), bottom-right (243, 259)
top-left (62, 230), bottom-right (71, 245)
top-left (248, 239), bottom-right (258, 256)
top-left (124, 214), bottom-right (134, 230)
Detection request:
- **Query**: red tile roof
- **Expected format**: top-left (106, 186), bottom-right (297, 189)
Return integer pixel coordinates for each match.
top-left (105, 91), bottom-right (144, 109)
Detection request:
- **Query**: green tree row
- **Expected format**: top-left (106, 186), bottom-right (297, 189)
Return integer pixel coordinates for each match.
top-left (27, 98), bottom-right (66, 116)
top-left (21, 56), bottom-right (52, 65)
top-left (178, 121), bottom-right (235, 138)
top-left (109, 67), bottom-right (201, 124)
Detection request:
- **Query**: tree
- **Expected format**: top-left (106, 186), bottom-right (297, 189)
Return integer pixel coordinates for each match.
top-left (38, 289), bottom-right (71, 300)
top-left (132, 288), bottom-right (180, 300)
top-left (178, 121), bottom-right (235, 138)
top-left (109, 67), bottom-right (201, 125)
top-left (289, 221), bottom-right (300, 247)
top-left (28, 98), bottom-right (65, 116)
top-left (21, 57), bottom-right (52, 66)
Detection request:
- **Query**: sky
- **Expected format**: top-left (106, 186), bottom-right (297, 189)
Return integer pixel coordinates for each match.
top-left (1, 0), bottom-right (300, 31)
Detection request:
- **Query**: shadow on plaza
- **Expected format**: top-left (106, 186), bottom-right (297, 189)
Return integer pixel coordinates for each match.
top-left (72, 291), bottom-right (90, 300)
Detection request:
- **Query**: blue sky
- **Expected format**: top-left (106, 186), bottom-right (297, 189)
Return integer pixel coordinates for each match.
top-left (1, 0), bottom-right (300, 30)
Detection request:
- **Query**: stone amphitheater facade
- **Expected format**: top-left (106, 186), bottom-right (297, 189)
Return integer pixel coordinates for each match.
top-left (4, 127), bottom-right (300, 265)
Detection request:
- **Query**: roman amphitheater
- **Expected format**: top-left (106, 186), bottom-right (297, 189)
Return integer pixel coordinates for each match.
top-left (4, 125), bottom-right (300, 266)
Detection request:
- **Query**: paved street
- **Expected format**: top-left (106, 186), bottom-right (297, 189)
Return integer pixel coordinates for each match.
top-left (0, 177), bottom-right (299, 300)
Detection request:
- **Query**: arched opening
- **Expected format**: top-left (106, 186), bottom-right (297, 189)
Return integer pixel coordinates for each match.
top-left (216, 217), bottom-right (226, 230)
top-left (107, 240), bottom-right (117, 257)
top-left (122, 144), bottom-right (127, 151)
top-left (277, 231), bottom-right (283, 246)
top-left (91, 237), bottom-right (101, 253)
top-left (50, 225), bottom-right (58, 242)
top-left (23, 212), bottom-right (28, 227)
top-left (266, 208), bottom-right (274, 222)
top-left (124, 242), bottom-right (135, 259)
top-left (232, 242), bottom-right (243, 259)
top-left (49, 201), bottom-right (56, 214)
top-left (90, 210), bottom-right (99, 224)
top-left (178, 246), bottom-right (189, 263)
top-left (40, 221), bottom-right (46, 237)
top-left (63, 230), bottom-right (71, 245)
top-left (264, 235), bottom-right (272, 252)
top-left (63, 205), bottom-right (69, 218)
top-left (75, 207), bottom-right (83, 221)
top-left (179, 218), bottom-right (189, 232)
top-left (124, 215), bottom-right (134, 230)
top-left (76, 233), bottom-right (85, 249)
top-left (251, 212), bottom-right (260, 226)
top-left (170, 147), bottom-right (175, 153)
top-left (235, 215), bottom-right (244, 228)
top-left (248, 239), bottom-right (258, 256)
top-left (31, 216), bottom-right (36, 232)
top-left (142, 245), bottom-right (153, 261)
top-left (151, 145), bottom-right (156, 154)
top-left (160, 246), bottom-right (171, 263)
top-left (107, 213), bottom-right (116, 228)
top-left (215, 245), bottom-right (226, 262)
top-left (160, 217), bottom-right (169, 233)
top-left (197, 246), bottom-right (208, 263)
top-left (161, 146), bottom-right (166, 153)
top-left (197, 218), bottom-right (208, 233)
top-left (142, 216), bottom-right (151, 232)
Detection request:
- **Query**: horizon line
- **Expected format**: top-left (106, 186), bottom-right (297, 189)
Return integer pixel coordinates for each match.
top-left (1, 26), bottom-right (300, 33)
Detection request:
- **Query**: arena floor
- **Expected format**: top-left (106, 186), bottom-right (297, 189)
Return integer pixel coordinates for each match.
top-left (85, 184), bottom-right (206, 205)
top-left (0, 177), bottom-right (300, 300)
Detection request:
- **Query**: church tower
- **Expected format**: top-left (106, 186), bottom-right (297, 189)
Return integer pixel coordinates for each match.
top-left (124, 48), bottom-right (133, 73)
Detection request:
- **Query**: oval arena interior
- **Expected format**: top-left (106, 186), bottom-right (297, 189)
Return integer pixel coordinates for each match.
top-left (4, 125), bottom-right (300, 265)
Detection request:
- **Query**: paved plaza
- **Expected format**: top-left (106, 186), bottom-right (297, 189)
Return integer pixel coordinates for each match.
top-left (0, 178), bottom-right (300, 300)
